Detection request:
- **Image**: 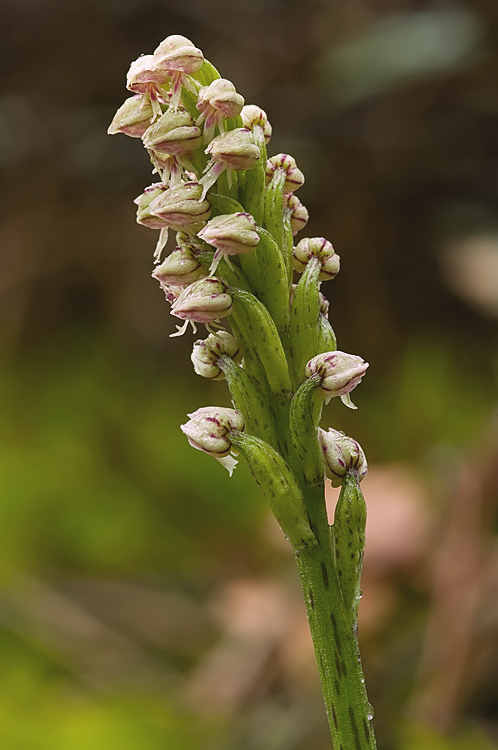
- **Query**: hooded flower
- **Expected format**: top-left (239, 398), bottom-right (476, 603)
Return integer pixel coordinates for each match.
top-left (181, 406), bottom-right (244, 475)
top-left (305, 351), bottom-right (369, 408)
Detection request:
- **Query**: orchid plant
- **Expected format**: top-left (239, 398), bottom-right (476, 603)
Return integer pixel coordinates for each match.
top-left (109, 34), bottom-right (376, 750)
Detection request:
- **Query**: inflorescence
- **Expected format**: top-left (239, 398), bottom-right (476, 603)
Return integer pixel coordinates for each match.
top-left (109, 33), bottom-right (369, 487)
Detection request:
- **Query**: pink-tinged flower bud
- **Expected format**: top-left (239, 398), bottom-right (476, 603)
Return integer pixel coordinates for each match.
top-left (125, 55), bottom-right (168, 120)
top-left (152, 35), bottom-right (204, 110)
top-left (191, 331), bottom-right (239, 380)
top-left (318, 428), bottom-right (368, 486)
top-left (149, 181), bottom-right (211, 230)
top-left (197, 212), bottom-right (259, 272)
top-left (241, 104), bottom-right (272, 144)
top-left (199, 128), bottom-right (260, 199)
top-left (181, 406), bottom-right (244, 475)
top-left (293, 237), bottom-right (340, 280)
top-left (134, 183), bottom-right (170, 229)
top-left (126, 55), bottom-right (164, 92)
top-left (197, 79), bottom-right (244, 141)
top-left (265, 154), bottom-right (304, 193)
top-left (206, 128), bottom-right (260, 170)
top-left (108, 94), bottom-right (154, 138)
top-left (286, 194), bottom-right (309, 236)
top-left (305, 351), bottom-right (369, 408)
top-left (142, 107), bottom-right (202, 158)
top-left (152, 242), bottom-right (206, 287)
top-left (153, 35), bottom-right (204, 76)
top-left (171, 276), bottom-right (232, 324)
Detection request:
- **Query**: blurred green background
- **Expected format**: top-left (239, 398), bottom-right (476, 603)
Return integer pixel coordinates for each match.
top-left (1, 1), bottom-right (498, 748)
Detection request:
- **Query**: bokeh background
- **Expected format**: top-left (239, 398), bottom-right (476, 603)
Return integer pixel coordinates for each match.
top-left (2, 0), bottom-right (498, 748)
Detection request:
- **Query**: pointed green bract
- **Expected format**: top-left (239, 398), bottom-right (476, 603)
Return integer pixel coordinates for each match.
top-left (229, 431), bottom-right (315, 550)
top-left (289, 256), bottom-right (322, 384)
top-left (229, 287), bottom-right (292, 395)
top-left (332, 470), bottom-right (367, 626)
top-left (218, 354), bottom-right (280, 451)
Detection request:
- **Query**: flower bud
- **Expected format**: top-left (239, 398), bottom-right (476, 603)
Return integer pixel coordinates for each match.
top-left (126, 55), bottom-right (165, 93)
top-left (153, 35), bottom-right (204, 76)
top-left (318, 428), bottom-right (368, 486)
top-left (206, 128), bottom-right (260, 171)
top-left (171, 276), bottom-right (232, 323)
top-left (181, 406), bottom-right (244, 475)
top-left (241, 105), bottom-right (272, 144)
top-left (305, 351), bottom-right (369, 408)
top-left (149, 181), bottom-right (211, 230)
top-left (265, 154), bottom-right (304, 193)
top-left (199, 129), bottom-right (260, 198)
top-left (293, 237), bottom-right (340, 280)
top-left (197, 79), bottom-right (244, 141)
top-left (152, 243), bottom-right (205, 287)
top-left (286, 194), bottom-right (309, 236)
top-left (147, 35), bottom-right (204, 110)
top-left (142, 107), bottom-right (202, 157)
top-left (134, 183), bottom-right (170, 229)
top-left (108, 95), bottom-right (154, 138)
top-left (191, 331), bottom-right (239, 380)
top-left (198, 212), bottom-right (259, 258)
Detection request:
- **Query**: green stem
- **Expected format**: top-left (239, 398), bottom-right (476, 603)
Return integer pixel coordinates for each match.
top-left (295, 482), bottom-right (377, 750)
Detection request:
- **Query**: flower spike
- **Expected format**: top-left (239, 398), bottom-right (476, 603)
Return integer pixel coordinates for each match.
top-left (110, 36), bottom-right (378, 749)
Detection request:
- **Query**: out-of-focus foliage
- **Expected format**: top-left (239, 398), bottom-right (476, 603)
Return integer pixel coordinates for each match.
top-left (1, 0), bottom-right (498, 748)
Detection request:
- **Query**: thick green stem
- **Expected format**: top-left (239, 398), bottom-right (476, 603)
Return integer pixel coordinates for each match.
top-left (296, 483), bottom-right (377, 750)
